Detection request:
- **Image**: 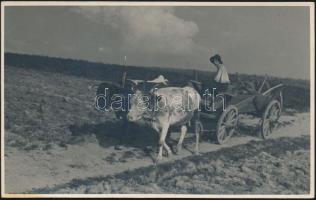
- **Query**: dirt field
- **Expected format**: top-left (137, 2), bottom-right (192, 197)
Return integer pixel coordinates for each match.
top-left (4, 65), bottom-right (311, 194)
top-left (30, 136), bottom-right (310, 194)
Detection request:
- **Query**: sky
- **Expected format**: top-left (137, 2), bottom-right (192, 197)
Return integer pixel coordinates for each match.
top-left (4, 6), bottom-right (311, 79)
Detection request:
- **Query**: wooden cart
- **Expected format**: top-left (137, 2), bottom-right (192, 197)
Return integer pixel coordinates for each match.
top-left (192, 76), bottom-right (284, 144)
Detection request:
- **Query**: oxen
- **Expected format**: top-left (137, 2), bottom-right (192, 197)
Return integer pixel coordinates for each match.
top-left (94, 76), bottom-right (169, 119)
top-left (93, 76), bottom-right (169, 150)
top-left (126, 84), bottom-right (201, 164)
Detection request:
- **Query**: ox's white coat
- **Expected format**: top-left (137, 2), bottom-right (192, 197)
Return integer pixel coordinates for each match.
top-left (127, 86), bottom-right (201, 164)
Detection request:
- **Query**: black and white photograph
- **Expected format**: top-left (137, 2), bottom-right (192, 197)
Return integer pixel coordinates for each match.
top-left (1, 1), bottom-right (314, 198)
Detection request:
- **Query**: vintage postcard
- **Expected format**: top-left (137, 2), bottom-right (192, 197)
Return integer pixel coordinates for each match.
top-left (1, 1), bottom-right (314, 198)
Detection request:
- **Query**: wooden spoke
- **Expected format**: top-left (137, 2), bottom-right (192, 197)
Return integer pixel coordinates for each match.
top-left (260, 100), bottom-right (281, 139)
top-left (216, 105), bottom-right (238, 144)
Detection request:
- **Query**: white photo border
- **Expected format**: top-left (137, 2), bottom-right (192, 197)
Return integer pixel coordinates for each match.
top-left (1, 1), bottom-right (314, 198)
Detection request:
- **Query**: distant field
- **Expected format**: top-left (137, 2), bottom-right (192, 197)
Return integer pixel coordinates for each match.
top-left (5, 53), bottom-right (310, 111)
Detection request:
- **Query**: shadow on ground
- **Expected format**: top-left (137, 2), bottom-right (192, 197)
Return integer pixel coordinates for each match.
top-left (68, 120), bottom-right (159, 149)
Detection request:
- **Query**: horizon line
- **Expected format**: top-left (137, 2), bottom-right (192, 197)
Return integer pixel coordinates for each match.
top-left (4, 51), bottom-right (310, 81)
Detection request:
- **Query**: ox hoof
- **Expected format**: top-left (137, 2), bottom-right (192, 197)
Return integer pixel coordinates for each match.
top-left (163, 149), bottom-right (172, 157)
top-left (194, 147), bottom-right (200, 155)
top-left (175, 145), bottom-right (182, 154)
top-left (155, 155), bottom-right (162, 165)
top-left (114, 145), bottom-right (124, 150)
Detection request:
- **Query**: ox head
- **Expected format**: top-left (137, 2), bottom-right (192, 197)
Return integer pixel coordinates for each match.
top-left (127, 89), bottom-right (147, 121)
top-left (125, 76), bottom-right (168, 122)
top-left (125, 79), bottom-right (148, 121)
top-left (95, 81), bottom-right (134, 120)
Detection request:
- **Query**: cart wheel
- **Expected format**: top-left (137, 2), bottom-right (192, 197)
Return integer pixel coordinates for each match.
top-left (216, 105), bottom-right (238, 144)
top-left (260, 100), bottom-right (281, 139)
